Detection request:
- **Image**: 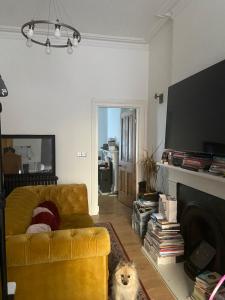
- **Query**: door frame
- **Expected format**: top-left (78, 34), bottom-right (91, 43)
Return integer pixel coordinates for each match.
top-left (91, 98), bottom-right (147, 215)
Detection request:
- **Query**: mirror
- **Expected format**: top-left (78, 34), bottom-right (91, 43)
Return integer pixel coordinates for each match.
top-left (2, 135), bottom-right (55, 175)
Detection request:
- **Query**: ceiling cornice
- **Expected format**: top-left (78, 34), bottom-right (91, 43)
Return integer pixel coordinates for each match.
top-left (0, 25), bottom-right (148, 47)
top-left (148, 0), bottom-right (192, 42)
top-left (82, 32), bottom-right (147, 44)
top-left (171, 0), bottom-right (193, 17)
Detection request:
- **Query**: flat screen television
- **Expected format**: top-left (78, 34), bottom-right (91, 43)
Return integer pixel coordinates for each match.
top-left (165, 59), bottom-right (225, 157)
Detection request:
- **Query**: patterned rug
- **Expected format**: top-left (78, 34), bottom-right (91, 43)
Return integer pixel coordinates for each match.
top-left (95, 222), bottom-right (150, 300)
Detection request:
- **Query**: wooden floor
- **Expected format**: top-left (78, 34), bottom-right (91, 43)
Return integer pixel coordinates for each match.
top-left (92, 195), bottom-right (175, 300)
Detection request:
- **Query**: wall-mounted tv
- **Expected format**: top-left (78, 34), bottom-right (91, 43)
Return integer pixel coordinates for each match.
top-left (165, 59), bottom-right (225, 156)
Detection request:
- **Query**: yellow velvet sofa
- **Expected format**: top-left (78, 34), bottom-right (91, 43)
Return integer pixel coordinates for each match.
top-left (5, 184), bottom-right (110, 300)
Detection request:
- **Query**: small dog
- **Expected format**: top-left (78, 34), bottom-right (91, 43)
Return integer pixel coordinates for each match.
top-left (112, 260), bottom-right (139, 300)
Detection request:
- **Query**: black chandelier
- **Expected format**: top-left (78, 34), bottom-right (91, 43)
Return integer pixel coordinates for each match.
top-left (21, 1), bottom-right (81, 54)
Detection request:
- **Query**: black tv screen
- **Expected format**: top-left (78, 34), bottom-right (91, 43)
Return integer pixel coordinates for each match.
top-left (165, 59), bottom-right (225, 156)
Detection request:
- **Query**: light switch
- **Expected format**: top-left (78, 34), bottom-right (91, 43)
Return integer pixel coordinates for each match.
top-left (77, 152), bottom-right (87, 158)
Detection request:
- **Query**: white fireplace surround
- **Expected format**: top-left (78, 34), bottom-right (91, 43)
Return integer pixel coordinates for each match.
top-left (158, 162), bottom-right (225, 202)
top-left (148, 163), bottom-right (225, 299)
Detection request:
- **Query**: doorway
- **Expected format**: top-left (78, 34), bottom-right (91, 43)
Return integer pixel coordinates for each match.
top-left (98, 107), bottom-right (136, 207)
top-left (91, 99), bottom-right (147, 215)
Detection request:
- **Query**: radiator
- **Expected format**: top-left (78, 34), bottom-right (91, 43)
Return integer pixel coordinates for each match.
top-left (4, 174), bottom-right (58, 196)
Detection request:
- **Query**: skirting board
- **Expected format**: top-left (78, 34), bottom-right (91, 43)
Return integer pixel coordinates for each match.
top-left (142, 247), bottom-right (194, 300)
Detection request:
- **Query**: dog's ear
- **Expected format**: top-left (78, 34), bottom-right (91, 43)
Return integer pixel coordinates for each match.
top-left (114, 260), bottom-right (125, 273)
top-left (128, 260), bottom-right (136, 268)
top-left (117, 260), bottom-right (126, 267)
top-left (116, 259), bottom-right (128, 270)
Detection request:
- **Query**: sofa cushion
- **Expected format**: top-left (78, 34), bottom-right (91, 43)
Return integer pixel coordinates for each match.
top-left (27, 201), bottom-right (60, 232)
top-left (26, 224), bottom-right (52, 234)
top-left (38, 201), bottom-right (60, 221)
top-left (31, 212), bottom-right (59, 230)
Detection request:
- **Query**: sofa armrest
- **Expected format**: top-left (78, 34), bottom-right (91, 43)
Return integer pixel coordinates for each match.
top-left (6, 227), bottom-right (110, 267)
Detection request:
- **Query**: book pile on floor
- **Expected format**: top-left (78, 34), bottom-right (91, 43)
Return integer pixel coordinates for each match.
top-left (132, 193), bottom-right (158, 238)
top-left (189, 270), bottom-right (225, 300)
top-left (209, 156), bottom-right (225, 176)
top-left (143, 212), bottom-right (184, 265)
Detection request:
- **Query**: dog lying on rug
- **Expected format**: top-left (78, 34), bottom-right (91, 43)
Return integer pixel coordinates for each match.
top-left (112, 260), bottom-right (139, 300)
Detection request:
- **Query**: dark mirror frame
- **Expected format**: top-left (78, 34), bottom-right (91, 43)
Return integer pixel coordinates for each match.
top-left (1, 134), bottom-right (56, 175)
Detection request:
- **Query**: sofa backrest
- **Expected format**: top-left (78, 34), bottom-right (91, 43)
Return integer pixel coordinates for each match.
top-left (5, 184), bottom-right (89, 235)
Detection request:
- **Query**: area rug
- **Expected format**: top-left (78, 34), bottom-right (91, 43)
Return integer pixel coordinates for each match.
top-left (95, 222), bottom-right (151, 300)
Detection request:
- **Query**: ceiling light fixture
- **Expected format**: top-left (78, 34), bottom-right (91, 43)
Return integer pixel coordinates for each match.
top-left (21, 0), bottom-right (81, 55)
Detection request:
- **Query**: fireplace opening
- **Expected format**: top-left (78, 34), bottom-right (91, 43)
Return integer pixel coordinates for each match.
top-left (177, 184), bottom-right (225, 280)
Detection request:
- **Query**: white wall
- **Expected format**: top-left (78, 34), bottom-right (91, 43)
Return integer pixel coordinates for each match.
top-left (107, 108), bottom-right (121, 146)
top-left (98, 107), bottom-right (108, 150)
top-left (148, 21), bottom-right (173, 161)
top-left (172, 0), bottom-right (225, 83)
top-left (98, 107), bottom-right (121, 150)
top-left (0, 33), bottom-right (148, 213)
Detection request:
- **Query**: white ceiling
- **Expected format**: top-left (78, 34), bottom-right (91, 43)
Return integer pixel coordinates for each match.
top-left (0, 0), bottom-right (185, 42)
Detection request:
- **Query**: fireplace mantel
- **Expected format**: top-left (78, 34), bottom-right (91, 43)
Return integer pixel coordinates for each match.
top-left (157, 162), bottom-right (225, 200)
top-left (151, 163), bottom-right (225, 299)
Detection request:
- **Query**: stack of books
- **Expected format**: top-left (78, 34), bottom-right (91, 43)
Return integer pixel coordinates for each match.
top-left (182, 153), bottom-right (212, 172)
top-left (215, 289), bottom-right (225, 300)
top-left (172, 151), bottom-right (186, 166)
top-left (132, 195), bottom-right (158, 238)
top-left (189, 270), bottom-right (222, 300)
top-left (143, 214), bottom-right (184, 265)
top-left (209, 156), bottom-right (225, 176)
